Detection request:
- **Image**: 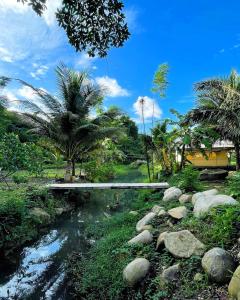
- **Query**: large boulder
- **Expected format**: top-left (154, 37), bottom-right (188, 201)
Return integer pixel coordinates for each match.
top-left (200, 169), bottom-right (228, 181)
top-left (30, 207), bottom-right (51, 223)
top-left (192, 189), bottom-right (219, 205)
top-left (179, 194), bottom-right (192, 204)
top-left (202, 248), bottom-right (236, 283)
top-left (164, 230), bottom-right (205, 258)
top-left (168, 206), bottom-right (188, 220)
top-left (128, 230), bottom-right (153, 245)
top-left (161, 264), bottom-right (180, 283)
top-left (136, 212), bottom-right (156, 232)
top-left (163, 187), bottom-right (182, 202)
top-left (228, 265), bottom-right (240, 300)
top-left (194, 194), bottom-right (238, 218)
top-left (123, 258), bottom-right (150, 286)
top-left (151, 205), bottom-right (164, 214)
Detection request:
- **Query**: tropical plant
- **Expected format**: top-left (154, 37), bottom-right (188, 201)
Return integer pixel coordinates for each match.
top-left (185, 69), bottom-right (240, 170)
top-left (1, 65), bottom-right (121, 181)
top-left (152, 63), bottom-right (169, 98)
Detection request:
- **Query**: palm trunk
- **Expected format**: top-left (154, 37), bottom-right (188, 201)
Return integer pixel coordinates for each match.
top-left (180, 144), bottom-right (186, 170)
top-left (64, 159), bottom-right (72, 182)
top-left (72, 159), bottom-right (76, 176)
top-left (235, 142), bottom-right (240, 171)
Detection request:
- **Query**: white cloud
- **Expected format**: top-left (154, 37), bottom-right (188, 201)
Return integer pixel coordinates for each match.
top-left (0, 0), bottom-right (28, 14)
top-left (133, 96), bottom-right (162, 122)
top-left (30, 65), bottom-right (49, 79)
top-left (76, 53), bottom-right (97, 69)
top-left (0, 47), bottom-right (14, 63)
top-left (18, 86), bottom-right (38, 101)
top-left (125, 8), bottom-right (139, 32)
top-left (95, 76), bottom-right (130, 97)
top-left (43, 0), bottom-right (62, 26)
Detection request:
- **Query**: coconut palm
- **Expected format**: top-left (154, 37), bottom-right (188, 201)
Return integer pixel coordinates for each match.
top-left (185, 69), bottom-right (240, 170)
top-left (1, 64), bottom-right (121, 180)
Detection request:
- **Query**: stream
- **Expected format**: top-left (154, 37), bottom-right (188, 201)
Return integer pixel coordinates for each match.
top-left (0, 169), bottom-right (145, 300)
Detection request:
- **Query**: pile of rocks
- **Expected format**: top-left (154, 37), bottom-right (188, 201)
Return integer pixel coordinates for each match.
top-left (123, 186), bottom-right (240, 299)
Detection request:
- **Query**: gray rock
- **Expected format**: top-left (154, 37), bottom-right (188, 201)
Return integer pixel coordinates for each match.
top-left (158, 209), bottom-right (167, 217)
top-left (179, 194), bottom-right (192, 204)
top-left (192, 189), bottom-right (218, 205)
top-left (164, 230), bottom-right (205, 258)
top-left (141, 225), bottom-right (153, 231)
top-left (128, 230), bottom-right (153, 245)
top-left (228, 265), bottom-right (240, 300)
top-left (30, 207), bottom-right (51, 223)
top-left (123, 258), bottom-right (150, 286)
top-left (168, 206), bottom-right (188, 219)
top-left (156, 231), bottom-right (168, 250)
top-left (161, 264), bottom-right (180, 282)
top-left (194, 273), bottom-right (204, 282)
top-left (163, 187), bottom-right (182, 202)
top-left (202, 247), bottom-right (236, 283)
top-left (194, 194), bottom-right (238, 217)
top-left (136, 212), bottom-right (156, 232)
top-left (151, 205), bottom-right (164, 214)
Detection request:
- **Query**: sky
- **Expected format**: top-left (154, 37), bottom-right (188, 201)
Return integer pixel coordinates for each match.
top-left (1, 0), bottom-right (240, 132)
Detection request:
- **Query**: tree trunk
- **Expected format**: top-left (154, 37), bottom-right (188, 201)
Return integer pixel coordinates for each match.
top-left (235, 142), bottom-right (240, 171)
top-left (180, 144), bottom-right (186, 170)
top-left (64, 159), bottom-right (72, 182)
top-left (72, 159), bottom-right (76, 176)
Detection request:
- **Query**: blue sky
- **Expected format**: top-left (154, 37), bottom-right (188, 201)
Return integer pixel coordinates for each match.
top-left (1, 0), bottom-right (240, 132)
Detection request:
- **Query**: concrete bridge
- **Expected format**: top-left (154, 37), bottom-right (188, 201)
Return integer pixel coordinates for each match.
top-left (48, 182), bottom-right (169, 190)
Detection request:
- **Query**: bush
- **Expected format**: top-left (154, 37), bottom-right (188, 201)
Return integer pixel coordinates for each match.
top-left (226, 172), bottom-right (240, 199)
top-left (170, 165), bottom-right (202, 192)
top-left (12, 174), bottom-right (29, 184)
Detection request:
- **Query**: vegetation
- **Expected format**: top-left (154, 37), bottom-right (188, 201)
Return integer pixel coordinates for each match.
top-left (17, 0), bottom-right (130, 57)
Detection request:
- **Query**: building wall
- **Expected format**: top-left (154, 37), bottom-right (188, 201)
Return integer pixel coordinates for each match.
top-left (186, 150), bottom-right (229, 167)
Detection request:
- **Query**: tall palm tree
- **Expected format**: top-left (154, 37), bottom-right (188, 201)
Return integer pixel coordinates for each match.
top-left (185, 69), bottom-right (240, 170)
top-left (1, 64), bottom-right (121, 180)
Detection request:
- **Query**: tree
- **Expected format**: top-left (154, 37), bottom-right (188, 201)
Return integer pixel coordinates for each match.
top-left (17, 0), bottom-right (130, 57)
top-left (1, 65), bottom-right (120, 181)
top-left (152, 63), bottom-right (169, 98)
top-left (185, 69), bottom-right (240, 170)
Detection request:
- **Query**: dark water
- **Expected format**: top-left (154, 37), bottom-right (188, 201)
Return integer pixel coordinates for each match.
top-left (0, 169), bottom-right (145, 300)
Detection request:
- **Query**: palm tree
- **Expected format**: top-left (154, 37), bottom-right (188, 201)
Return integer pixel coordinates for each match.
top-left (1, 64), bottom-right (121, 181)
top-left (185, 69), bottom-right (240, 170)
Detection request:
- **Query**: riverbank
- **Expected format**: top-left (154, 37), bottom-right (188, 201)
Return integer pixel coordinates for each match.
top-left (66, 172), bottom-right (240, 300)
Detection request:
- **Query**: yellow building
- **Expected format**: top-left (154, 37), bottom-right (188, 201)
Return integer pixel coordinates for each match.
top-left (186, 141), bottom-right (234, 168)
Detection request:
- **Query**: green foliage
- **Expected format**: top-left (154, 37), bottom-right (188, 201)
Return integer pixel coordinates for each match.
top-left (0, 133), bottom-right (47, 180)
top-left (226, 172), bottom-right (240, 199)
top-left (152, 63), bottom-right (169, 98)
top-left (170, 165), bottom-right (202, 192)
top-left (12, 174), bottom-right (29, 184)
top-left (82, 160), bottom-right (115, 182)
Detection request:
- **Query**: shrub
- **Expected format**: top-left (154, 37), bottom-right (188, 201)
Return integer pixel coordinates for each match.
top-left (226, 172), bottom-right (240, 199)
top-left (12, 174), bottom-right (29, 184)
top-left (170, 165), bottom-right (202, 192)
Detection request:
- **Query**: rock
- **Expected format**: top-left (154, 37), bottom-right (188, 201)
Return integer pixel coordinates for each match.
top-left (158, 209), bottom-right (167, 217)
top-left (151, 205), bottom-right (163, 214)
top-left (30, 207), bottom-right (51, 223)
top-left (161, 264), bottom-right (180, 282)
top-left (123, 258), bottom-right (150, 286)
top-left (200, 169), bottom-right (228, 181)
top-left (136, 212), bottom-right (156, 232)
top-left (179, 194), bottom-right (192, 204)
top-left (194, 194), bottom-right (238, 218)
top-left (164, 230), bottom-right (205, 258)
top-left (55, 207), bottom-right (65, 216)
top-left (163, 187), bottom-right (182, 202)
top-left (128, 230), bottom-right (153, 245)
top-left (237, 237), bottom-right (240, 245)
top-left (202, 248), bottom-right (236, 283)
top-left (166, 220), bottom-right (174, 227)
top-left (194, 273), bottom-right (204, 282)
top-left (129, 211), bottom-right (139, 216)
top-left (192, 189), bottom-right (219, 205)
top-left (156, 231), bottom-right (168, 250)
top-left (168, 206), bottom-right (188, 220)
top-left (228, 265), bottom-right (240, 300)
top-left (141, 225), bottom-right (153, 231)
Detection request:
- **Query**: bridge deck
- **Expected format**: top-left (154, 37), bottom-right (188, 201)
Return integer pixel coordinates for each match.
top-left (48, 182), bottom-right (169, 190)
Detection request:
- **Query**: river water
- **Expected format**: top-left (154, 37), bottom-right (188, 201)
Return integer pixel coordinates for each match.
top-left (0, 169), bottom-right (144, 300)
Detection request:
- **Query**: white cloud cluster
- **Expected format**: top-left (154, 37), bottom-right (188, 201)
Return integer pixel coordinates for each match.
top-left (76, 53), bottom-right (97, 69)
top-left (30, 64), bottom-right (49, 79)
top-left (96, 76), bottom-right (130, 98)
top-left (133, 96), bottom-right (162, 122)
